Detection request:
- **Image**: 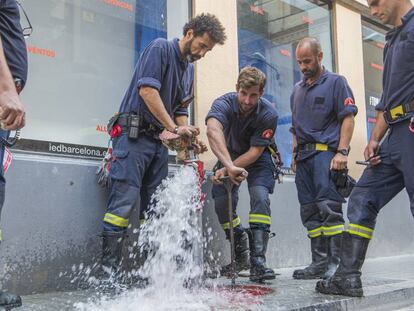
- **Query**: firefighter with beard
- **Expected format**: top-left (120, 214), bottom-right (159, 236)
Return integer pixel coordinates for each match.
top-left (99, 13), bottom-right (226, 284)
top-left (206, 67), bottom-right (279, 282)
top-left (290, 38), bottom-right (357, 281)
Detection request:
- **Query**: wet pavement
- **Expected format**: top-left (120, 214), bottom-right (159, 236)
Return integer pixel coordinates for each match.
top-left (19, 254), bottom-right (414, 311)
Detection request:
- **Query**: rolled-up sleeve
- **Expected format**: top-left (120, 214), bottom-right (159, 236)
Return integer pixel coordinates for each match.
top-left (136, 45), bottom-right (166, 91)
top-left (250, 114), bottom-right (278, 147)
top-left (375, 94), bottom-right (386, 111)
top-left (205, 99), bottom-right (230, 128)
top-left (334, 76), bottom-right (358, 121)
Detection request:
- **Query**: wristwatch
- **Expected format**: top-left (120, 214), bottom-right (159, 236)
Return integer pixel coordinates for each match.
top-left (337, 148), bottom-right (349, 156)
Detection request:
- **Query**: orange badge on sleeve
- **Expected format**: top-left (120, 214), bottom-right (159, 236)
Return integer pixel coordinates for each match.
top-left (344, 97), bottom-right (354, 106)
top-left (262, 129), bottom-right (274, 139)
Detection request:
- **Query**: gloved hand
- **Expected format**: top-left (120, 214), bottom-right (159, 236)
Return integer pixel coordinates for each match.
top-left (96, 144), bottom-right (112, 188)
top-left (330, 169), bottom-right (356, 198)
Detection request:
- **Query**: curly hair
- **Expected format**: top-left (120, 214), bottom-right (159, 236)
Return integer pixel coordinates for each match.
top-left (237, 66), bottom-right (267, 91)
top-left (183, 13), bottom-right (226, 45)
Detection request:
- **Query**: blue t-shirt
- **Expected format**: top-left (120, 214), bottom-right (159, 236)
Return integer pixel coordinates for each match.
top-left (376, 7), bottom-right (414, 122)
top-left (0, 0), bottom-right (28, 86)
top-left (119, 38), bottom-right (193, 129)
top-left (290, 70), bottom-right (358, 160)
top-left (205, 92), bottom-right (278, 157)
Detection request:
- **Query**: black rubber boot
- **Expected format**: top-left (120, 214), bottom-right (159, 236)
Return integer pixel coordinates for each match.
top-left (323, 233), bottom-right (343, 279)
top-left (316, 232), bottom-right (369, 297)
top-left (0, 290), bottom-right (22, 309)
top-left (248, 228), bottom-right (275, 282)
top-left (220, 228), bottom-right (250, 277)
top-left (99, 231), bottom-right (126, 282)
top-left (293, 236), bottom-right (328, 279)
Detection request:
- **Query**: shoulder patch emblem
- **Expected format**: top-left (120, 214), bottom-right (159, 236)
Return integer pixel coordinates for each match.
top-left (262, 129), bottom-right (274, 139)
top-left (344, 97), bottom-right (354, 106)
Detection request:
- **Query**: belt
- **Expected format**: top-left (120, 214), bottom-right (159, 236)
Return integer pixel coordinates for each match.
top-left (384, 100), bottom-right (414, 124)
top-left (116, 113), bottom-right (163, 134)
top-left (297, 143), bottom-right (336, 152)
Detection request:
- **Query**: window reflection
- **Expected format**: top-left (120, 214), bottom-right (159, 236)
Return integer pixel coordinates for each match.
top-left (237, 0), bottom-right (334, 168)
top-left (361, 23), bottom-right (386, 139)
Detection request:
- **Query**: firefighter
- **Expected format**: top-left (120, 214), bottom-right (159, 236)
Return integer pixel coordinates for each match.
top-left (100, 14), bottom-right (225, 282)
top-left (316, 0), bottom-right (414, 297)
top-left (206, 66), bottom-right (279, 282)
top-left (0, 0), bottom-right (27, 308)
top-left (290, 38), bottom-right (357, 280)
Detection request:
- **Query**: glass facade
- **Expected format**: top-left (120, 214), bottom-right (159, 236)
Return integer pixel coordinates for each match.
top-left (361, 22), bottom-right (386, 139)
top-left (237, 0), bottom-right (334, 168)
top-left (17, 0), bottom-right (190, 158)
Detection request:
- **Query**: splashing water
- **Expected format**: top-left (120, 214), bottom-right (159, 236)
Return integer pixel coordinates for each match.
top-left (75, 166), bottom-right (265, 311)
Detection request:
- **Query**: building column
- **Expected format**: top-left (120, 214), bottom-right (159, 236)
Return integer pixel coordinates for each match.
top-left (333, 3), bottom-right (367, 178)
top-left (193, 0), bottom-right (239, 169)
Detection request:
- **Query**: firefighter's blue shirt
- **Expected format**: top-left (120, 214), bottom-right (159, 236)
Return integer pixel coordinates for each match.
top-left (375, 7), bottom-right (414, 122)
top-left (290, 70), bottom-right (358, 161)
top-left (0, 0), bottom-right (28, 86)
top-left (119, 38), bottom-right (193, 129)
top-left (205, 92), bottom-right (278, 157)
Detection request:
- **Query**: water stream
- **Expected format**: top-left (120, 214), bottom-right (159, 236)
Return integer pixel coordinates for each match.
top-left (74, 166), bottom-right (264, 311)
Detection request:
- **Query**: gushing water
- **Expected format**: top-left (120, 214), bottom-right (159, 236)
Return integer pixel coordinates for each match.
top-left (75, 166), bottom-right (264, 311)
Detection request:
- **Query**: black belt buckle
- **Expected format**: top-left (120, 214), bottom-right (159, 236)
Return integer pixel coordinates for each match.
top-left (298, 143), bottom-right (312, 152)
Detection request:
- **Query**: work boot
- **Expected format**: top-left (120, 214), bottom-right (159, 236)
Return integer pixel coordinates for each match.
top-left (0, 290), bottom-right (22, 309)
top-left (97, 231), bottom-right (126, 284)
top-left (248, 228), bottom-right (275, 282)
top-left (220, 228), bottom-right (250, 277)
top-left (316, 232), bottom-right (370, 297)
top-left (323, 233), bottom-right (343, 279)
top-left (293, 236), bottom-right (328, 279)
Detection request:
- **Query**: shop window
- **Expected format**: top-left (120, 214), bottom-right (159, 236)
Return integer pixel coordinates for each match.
top-left (237, 0), bottom-right (334, 169)
top-left (16, 0), bottom-right (190, 158)
top-left (361, 21), bottom-right (386, 139)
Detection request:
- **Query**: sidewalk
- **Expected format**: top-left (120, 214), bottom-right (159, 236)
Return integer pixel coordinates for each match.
top-left (17, 254), bottom-right (414, 311)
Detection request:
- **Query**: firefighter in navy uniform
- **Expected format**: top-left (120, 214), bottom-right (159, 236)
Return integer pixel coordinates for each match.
top-left (317, 0), bottom-right (414, 297)
top-left (99, 14), bottom-right (226, 283)
top-left (0, 0), bottom-right (27, 308)
top-left (206, 66), bottom-right (279, 282)
top-left (290, 38), bottom-right (357, 281)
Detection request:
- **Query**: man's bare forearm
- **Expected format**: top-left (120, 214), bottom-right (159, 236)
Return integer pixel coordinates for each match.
top-left (233, 146), bottom-right (265, 168)
top-left (292, 134), bottom-right (297, 150)
top-left (139, 86), bottom-right (176, 131)
top-left (206, 118), bottom-right (233, 169)
top-left (338, 114), bottom-right (355, 150)
top-left (175, 115), bottom-right (188, 126)
top-left (370, 111), bottom-right (388, 142)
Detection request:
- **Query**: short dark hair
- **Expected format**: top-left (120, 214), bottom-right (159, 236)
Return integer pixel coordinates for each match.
top-left (183, 13), bottom-right (226, 45)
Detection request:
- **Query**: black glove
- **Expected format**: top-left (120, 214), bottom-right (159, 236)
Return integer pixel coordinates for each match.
top-left (331, 169), bottom-right (356, 198)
